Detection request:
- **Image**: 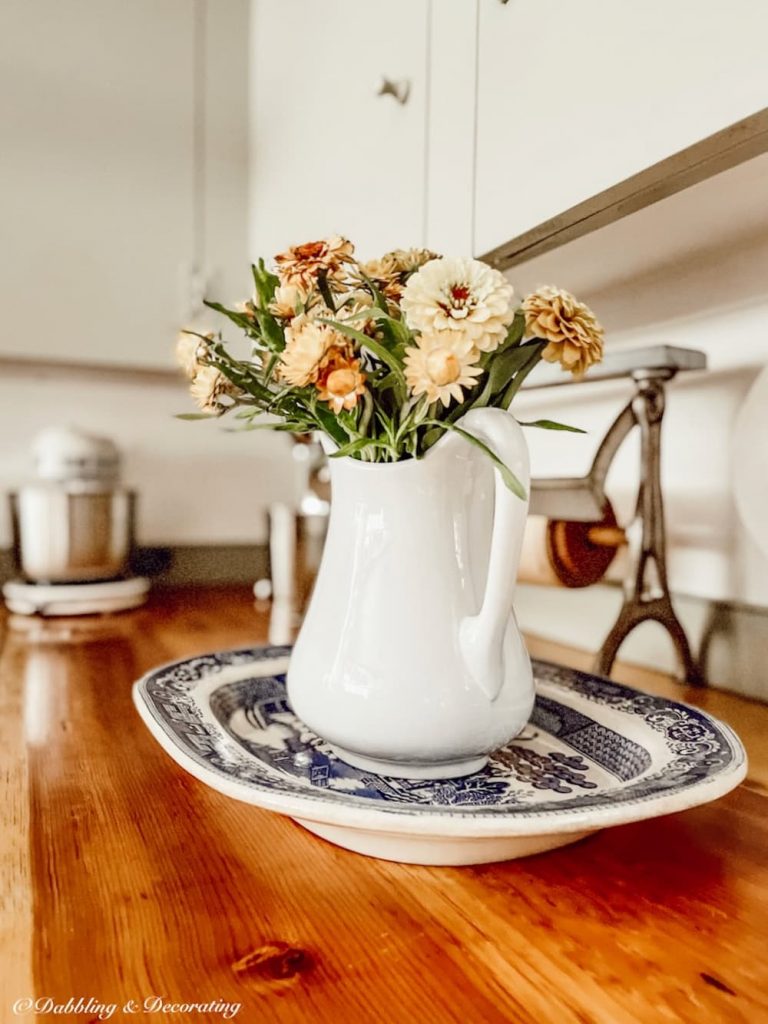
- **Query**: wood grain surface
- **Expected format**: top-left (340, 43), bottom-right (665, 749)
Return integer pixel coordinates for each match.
top-left (1, 586), bottom-right (766, 1024)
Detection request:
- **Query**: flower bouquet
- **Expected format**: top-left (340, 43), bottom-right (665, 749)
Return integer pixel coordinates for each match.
top-left (177, 237), bottom-right (603, 499)
top-left (176, 237), bottom-right (605, 777)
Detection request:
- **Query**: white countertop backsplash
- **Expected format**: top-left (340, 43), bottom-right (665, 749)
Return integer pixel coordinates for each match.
top-left (0, 369), bottom-right (296, 550)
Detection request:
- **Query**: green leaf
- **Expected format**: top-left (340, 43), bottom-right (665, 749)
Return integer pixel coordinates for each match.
top-left (308, 394), bottom-right (348, 445)
top-left (234, 407), bottom-right (260, 419)
top-left (336, 304), bottom-right (378, 323)
top-left (251, 260), bottom-right (279, 308)
top-left (377, 311), bottom-right (412, 350)
top-left (517, 418), bottom-right (586, 433)
top-left (316, 272), bottom-right (337, 313)
top-left (178, 328), bottom-right (214, 343)
top-left (224, 420), bottom-right (309, 433)
top-left (420, 425), bottom-right (443, 450)
top-left (375, 406), bottom-right (395, 435)
top-left (373, 370), bottom-right (399, 391)
top-left (499, 310), bottom-right (526, 351)
top-left (358, 387), bottom-right (374, 437)
top-left (357, 270), bottom-right (389, 313)
top-left (205, 350), bottom-right (274, 405)
top-left (203, 299), bottom-right (256, 335)
top-left (253, 309), bottom-right (285, 351)
top-left (424, 420), bottom-right (527, 500)
top-left (328, 437), bottom-right (376, 458)
top-left (174, 412), bottom-right (218, 421)
top-left (261, 352), bottom-right (280, 383)
top-left (321, 318), bottom-right (407, 398)
top-left (472, 343), bottom-right (537, 410)
top-left (499, 340), bottom-right (546, 409)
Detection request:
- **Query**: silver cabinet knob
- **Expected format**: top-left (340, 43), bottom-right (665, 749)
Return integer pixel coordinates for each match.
top-left (376, 76), bottom-right (410, 106)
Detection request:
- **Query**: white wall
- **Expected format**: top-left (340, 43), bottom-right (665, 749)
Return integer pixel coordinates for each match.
top-left (508, 159), bottom-right (768, 670)
top-left (0, 0), bottom-right (296, 551)
top-left (474, 0), bottom-right (768, 254)
top-left (0, 0), bottom-right (254, 369)
top-left (0, 369), bottom-right (292, 549)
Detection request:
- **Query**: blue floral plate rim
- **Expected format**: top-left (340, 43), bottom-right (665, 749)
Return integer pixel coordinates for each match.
top-left (133, 645), bottom-right (747, 839)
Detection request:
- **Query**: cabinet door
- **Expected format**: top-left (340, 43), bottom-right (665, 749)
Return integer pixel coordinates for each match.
top-left (424, 0), bottom-right (478, 256)
top-left (0, 1), bottom-right (198, 368)
top-left (474, 0), bottom-right (768, 255)
top-left (249, 0), bottom-right (430, 262)
top-left (0, 0), bottom-right (246, 368)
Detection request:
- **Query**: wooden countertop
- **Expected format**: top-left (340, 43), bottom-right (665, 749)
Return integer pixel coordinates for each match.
top-left (1, 586), bottom-right (767, 1024)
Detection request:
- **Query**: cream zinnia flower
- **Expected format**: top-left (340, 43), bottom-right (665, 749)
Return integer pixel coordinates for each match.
top-left (523, 286), bottom-right (604, 376)
top-left (401, 257), bottom-right (515, 352)
top-left (190, 366), bottom-right (236, 414)
top-left (274, 236), bottom-right (355, 291)
top-left (175, 331), bottom-right (212, 380)
top-left (404, 335), bottom-right (483, 407)
top-left (279, 316), bottom-right (346, 387)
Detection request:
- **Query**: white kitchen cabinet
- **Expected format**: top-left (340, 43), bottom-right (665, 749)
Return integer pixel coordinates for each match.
top-left (473, 0), bottom-right (768, 256)
top-left (0, 0), bottom-right (248, 369)
top-left (424, 0), bottom-right (478, 257)
top-left (248, 0), bottom-right (430, 262)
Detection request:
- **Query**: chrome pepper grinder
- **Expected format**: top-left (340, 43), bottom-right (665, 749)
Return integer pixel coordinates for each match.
top-left (255, 433), bottom-right (330, 644)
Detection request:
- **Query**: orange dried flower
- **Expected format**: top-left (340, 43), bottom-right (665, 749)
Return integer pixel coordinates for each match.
top-left (315, 347), bottom-right (367, 413)
top-left (274, 236), bottom-right (354, 291)
top-left (523, 286), bottom-right (604, 376)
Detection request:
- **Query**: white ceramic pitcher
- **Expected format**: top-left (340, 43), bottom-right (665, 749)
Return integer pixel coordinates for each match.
top-left (286, 407), bottom-right (533, 779)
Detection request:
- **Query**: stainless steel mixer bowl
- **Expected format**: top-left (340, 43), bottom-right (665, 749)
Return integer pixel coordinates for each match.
top-left (10, 485), bottom-right (136, 583)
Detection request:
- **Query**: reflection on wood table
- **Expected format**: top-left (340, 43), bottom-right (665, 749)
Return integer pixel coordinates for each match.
top-left (1, 587), bottom-right (766, 1024)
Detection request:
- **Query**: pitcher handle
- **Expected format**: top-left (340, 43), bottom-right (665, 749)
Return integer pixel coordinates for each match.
top-left (457, 407), bottom-right (530, 701)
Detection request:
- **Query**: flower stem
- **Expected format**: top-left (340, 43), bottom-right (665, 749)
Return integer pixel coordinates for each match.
top-left (358, 389), bottom-right (374, 438)
top-left (500, 343), bottom-right (545, 409)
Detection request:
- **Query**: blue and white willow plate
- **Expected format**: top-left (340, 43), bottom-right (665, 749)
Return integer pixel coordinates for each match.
top-left (133, 647), bottom-right (747, 865)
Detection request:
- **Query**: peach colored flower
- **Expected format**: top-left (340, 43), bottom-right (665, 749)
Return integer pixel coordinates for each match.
top-left (332, 289), bottom-right (382, 338)
top-left (274, 235), bottom-right (354, 291)
top-left (358, 248), bottom-right (439, 300)
top-left (279, 316), bottom-right (349, 387)
top-left (315, 348), bottom-right (367, 413)
top-left (269, 283), bottom-right (306, 320)
top-left (176, 331), bottom-right (212, 380)
top-left (404, 334), bottom-right (483, 407)
top-left (390, 247), bottom-right (441, 273)
top-left (523, 286), bottom-right (604, 376)
top-left (189, 365), bottom-right (238, 414)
